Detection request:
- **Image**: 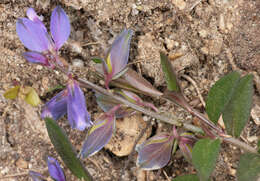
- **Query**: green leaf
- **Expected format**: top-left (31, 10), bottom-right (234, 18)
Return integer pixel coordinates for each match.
top-left (257, 140), bottom-right (260, 154)
top-left (173, 174), bottom-right (199, 181)
top-left (206, 72), bottom-right (240, 124)
top-left (4, 86), bottom-right (20, 99)
top-left (237, 153), bottom-right (260, 181)
top-left (222, 74), bottom-right (253, 137)
top-left (192, 138), bottom-right (221, 181)
top-left (160, 52), bottom-right (180, 92)
top-left (45, 118), bottom-right (92, 181)
top-left (91, 57), bottom-right (103, 63)
top-left (24, 88), bottom-right (41, 106)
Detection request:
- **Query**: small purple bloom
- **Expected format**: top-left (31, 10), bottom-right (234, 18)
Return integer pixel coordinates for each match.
top-left (41, 80), bottom-right (92, 131)
top-left (41, 90), bottom-right (67, 120)
top-left (29, 171), bottom-right (45, 181)
top-left (16, 6), bottom-right (70, 67)
top-left (67, 80), bottom-right (92, 131)
top-left (47, 156), bottom-right (66, 181)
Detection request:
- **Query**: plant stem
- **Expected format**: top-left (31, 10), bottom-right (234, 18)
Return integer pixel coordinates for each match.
top-left (77, 78), bottom-right (257, 153)
top-left (78, 78), bottom-right (202, 134)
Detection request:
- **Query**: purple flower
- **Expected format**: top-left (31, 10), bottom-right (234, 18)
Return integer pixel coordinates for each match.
top-left (29, 171), bottom-right (46, 181)
top-left (41, 90), bottom-right (67, 120)
top-left (47, 157), bottom-right (66, 181)
top-left (103, 29), bottom-right (133, 88)
top-left (41, 80), bottom-right (92, 131)
top-left (16, 6), bottom-right (70, 67)
top-left (67, 80), bottom-right (92, 131)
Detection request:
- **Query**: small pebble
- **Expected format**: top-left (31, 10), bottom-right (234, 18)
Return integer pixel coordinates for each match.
top-left (72, 58), bottom-right (84, 67)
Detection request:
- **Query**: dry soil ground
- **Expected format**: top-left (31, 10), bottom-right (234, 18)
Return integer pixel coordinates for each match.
top-left (0, 0), bottom-right (260, 180)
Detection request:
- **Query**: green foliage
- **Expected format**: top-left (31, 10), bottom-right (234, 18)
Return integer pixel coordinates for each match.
top-left (222, 75), bottom-right (253, 137)
top-left (237, 153), bottom-right (260, 181)
top-left (192, 138), bottom-right (221, 181)
top-left (160, 52), bottom-right (180, 92)
top-left (206, 72), bottom-right (240, 124)
top-left (206, 72), bottom-right (253, 137)
top-left (45, 118), bottom-right (92, 181)
top-left (91, 57), bottom-right (103, 63)
top-left (173, 174), bottom-right (199, 181)
top-left (47, 84), bottom-right (65, 93)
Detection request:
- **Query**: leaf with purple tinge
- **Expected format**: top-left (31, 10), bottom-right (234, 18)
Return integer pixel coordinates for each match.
top-left (16, 18), bottom-right (50, 52)
top-left (67, 80), bottom-right (92, 131)
top-left (114, 68), bottom-right (163, 97)
top-left (103, 29), bottom-right (133, 87)
top-left (95, 92), bottom-right (135, 118)
top-left (41, 90), bottom-right (67, 121)
top-left (80, 114), bottom-right (115, 158)
top-left (50, 6), bottom-right (70, 50)
top-left (29, 170), bottom-right (46, 181)
top-left (136, 133), bottom-right (174, 170)
top-left (47, 156), bottom-right (66, 181)
top-left (23, 52), bottom-right (49, 66)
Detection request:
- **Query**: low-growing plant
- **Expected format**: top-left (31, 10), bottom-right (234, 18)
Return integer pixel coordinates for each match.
top-left (5, 6), bottom-right (260, 181)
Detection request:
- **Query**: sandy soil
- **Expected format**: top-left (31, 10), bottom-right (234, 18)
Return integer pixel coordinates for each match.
top-left (0, 0), bottom-right (260, 180)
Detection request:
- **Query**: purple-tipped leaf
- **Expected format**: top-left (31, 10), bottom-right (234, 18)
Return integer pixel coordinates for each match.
top-left (67, 81), bottom-right (92, 131)
top-left (104, 29), bottom-right (133, 87)
top-left (80, 114), bottom-right (115, 158)
top-left (41, 90), bottom-right (67, 120)
top-left (95, 92), bottom-right (135, 118)
top-left (29, 171), bottom-right (45, 181)
top-left (23, 51), bottom-right (49, 66)
top-left (178, 133), bottom-right (196, 163)
top-left (47, 156), bottom-right (66, 181)
top-left (136, 133), bottom-right (174, 170)
top-left (16, 18), bottom-right (50, 52)
top-left (50, 6), bottom-right (70, 50)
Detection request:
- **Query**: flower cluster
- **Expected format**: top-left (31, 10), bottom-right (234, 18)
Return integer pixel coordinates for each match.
top-left (16, 6), bottom-right (70, 67)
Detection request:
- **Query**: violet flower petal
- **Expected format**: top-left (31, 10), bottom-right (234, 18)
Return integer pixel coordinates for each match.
top-left (50, 6), bottom-right (70, 50)
top-left (136, 133), bottom-right (174, 170)
top-left (80, 114), bottom-right (115, 158)
top-left (29, 171), bottom-right (45, 181)
top-left (47, 156), bottom-right (66, 181)
top-left (23, 51), bottom-right (49, 66)
top-left (41, 90), bottom-right (67, 120)
top-left (16, 18), bottom-right (50, 52)
top-left (26, 8), bottom-right (47, 32)
top-left (67, 81), bottom-right (92, 131)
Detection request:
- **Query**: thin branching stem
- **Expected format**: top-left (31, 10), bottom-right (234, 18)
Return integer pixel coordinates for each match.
top-left (77, 78), bottom-right (257, 153)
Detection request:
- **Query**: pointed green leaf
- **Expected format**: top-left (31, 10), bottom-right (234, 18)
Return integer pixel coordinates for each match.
top-left (25, 88), bottom-right (41, 106)
top-left (91, 57), bottom-right (103, 64)
top-left (173, 174), bottom-right (199, 181)
top-left (257, 140), bottom-right (260, 154)
top-left (206, 72), bottom-right (240, 124)
top-left (222, 74), bottom-right (253, 137)
top-left (160, 52), bottom-right (180, 92)
top-left (237, 153), bottom-right (260, 181)
top-left (192, 138), bottom-right (221, 181)
top-left (45, 118), bottom-right (92, 181)
top-left (4, 86), bottom-right (20, 99)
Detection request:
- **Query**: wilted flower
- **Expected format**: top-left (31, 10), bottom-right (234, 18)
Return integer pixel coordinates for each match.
top-left (102, 29), bottom-right (133, 88)
top-left (80, 105), bottom-right (120, 158)
top-left (41, 80), bottom-right (92, 131)
top-left (16, 6), bottom-right (70, 67)
top-left (136, 133), bottom-right (174, 170)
